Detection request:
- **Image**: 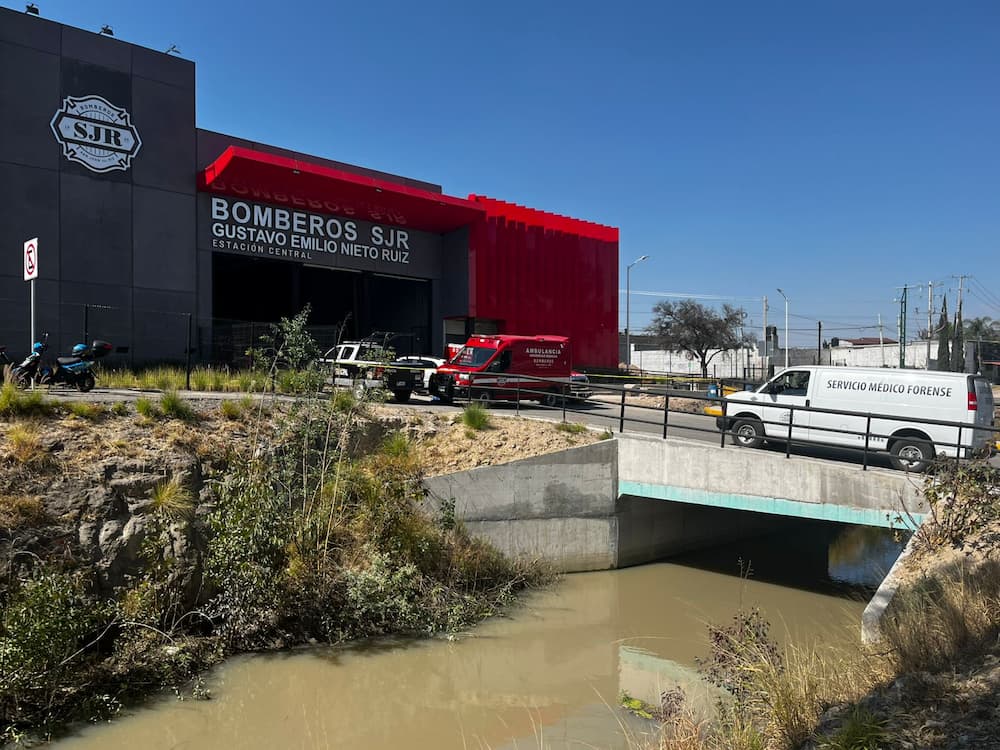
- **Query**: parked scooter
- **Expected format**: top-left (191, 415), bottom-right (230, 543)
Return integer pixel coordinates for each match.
top-left (39, 340), bottom-right (113, 393)
top-left (0, 345), bottom-right (12, 380)
top-left (9, 334), bottom-right (49, 388)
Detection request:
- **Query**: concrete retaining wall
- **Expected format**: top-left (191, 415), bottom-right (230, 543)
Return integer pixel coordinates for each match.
top-left (422, 440), bottom-right (621, 571)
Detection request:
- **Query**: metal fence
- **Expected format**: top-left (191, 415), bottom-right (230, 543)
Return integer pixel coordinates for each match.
top-left (451, 373), bottom-right (998, 473)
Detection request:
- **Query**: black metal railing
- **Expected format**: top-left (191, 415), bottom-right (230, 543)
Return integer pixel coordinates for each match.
top-left (439, 373), bottom-right (998, 473)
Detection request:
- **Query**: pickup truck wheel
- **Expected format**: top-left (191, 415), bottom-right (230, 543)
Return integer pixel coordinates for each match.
top-left (890, 438), bottom-right (933, 472)
top-left (393, 389), bottom-right (411, 403)
top-left (731, 418), bottom-right (764, 449)
top-left (352, 382), bottom-right (367, 400)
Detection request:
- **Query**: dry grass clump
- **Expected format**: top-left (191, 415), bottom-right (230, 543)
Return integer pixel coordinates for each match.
top-left (879, 558), bottom-right (1000, 675)
top-left (150, 477), bottom-right (195, 521)
top-left (2, 422), bottom-right (52, 469)
top-left (0, 495), bottom-right (49, 529)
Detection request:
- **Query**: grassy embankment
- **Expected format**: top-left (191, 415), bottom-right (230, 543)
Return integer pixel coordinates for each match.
top-left (628, 460), bottom-right (1000, 750)
top-left (0, 382), bottom-right (547, 743)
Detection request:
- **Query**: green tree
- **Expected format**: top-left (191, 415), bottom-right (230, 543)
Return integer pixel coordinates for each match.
top-left (647, 300), bottom-right (749, 378)
top-left (936, 296), bottom-right (950, 371)
top-left (951, 299), bottom-right (965, 372)
top-left (249, 304), bottom-right (321, 371)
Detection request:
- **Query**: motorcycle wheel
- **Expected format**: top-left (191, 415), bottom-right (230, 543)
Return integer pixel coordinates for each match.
top-left (12, 369), bottom-right (31, 389)
top-left (78, 373), bottom-right (95, 393)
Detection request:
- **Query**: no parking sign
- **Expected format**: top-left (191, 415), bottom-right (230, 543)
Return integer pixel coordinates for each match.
top-left (24, 237), bottom-right (38, 281)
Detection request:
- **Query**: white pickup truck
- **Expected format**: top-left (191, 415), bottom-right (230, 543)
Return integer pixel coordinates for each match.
top-left (318, 341), bottom-right (423, 402)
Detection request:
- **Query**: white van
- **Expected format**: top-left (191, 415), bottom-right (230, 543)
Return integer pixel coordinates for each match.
top-left (717, 366), bottom-right (995, 471)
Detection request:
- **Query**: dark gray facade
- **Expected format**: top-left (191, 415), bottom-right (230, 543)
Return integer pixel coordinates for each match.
top-left (0, 6), bottom-right (196, 363)
top-left (0, 7), bottom-right (478, 366)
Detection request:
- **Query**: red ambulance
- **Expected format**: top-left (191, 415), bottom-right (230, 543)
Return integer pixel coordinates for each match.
top-left (430, 335), bottom-right (590, 405)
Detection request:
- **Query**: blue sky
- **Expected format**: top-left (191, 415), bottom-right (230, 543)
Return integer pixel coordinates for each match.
top-left (14, 0), bottom-right (1000, 347)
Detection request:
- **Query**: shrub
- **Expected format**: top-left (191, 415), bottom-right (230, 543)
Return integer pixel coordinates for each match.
top-left (555, 421), bottom-right (587, 434)
top-left (160, 390), bottom-right (196, 421)
top-left (0, 569), bottom-right (109, 697)
top-left (110, 401), bottom-right (129, 416)
top-left (460, 403), bottom-right (492, 431)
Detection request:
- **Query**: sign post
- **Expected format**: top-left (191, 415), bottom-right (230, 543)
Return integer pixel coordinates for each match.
top-left (24, 237), bottom-right (38, 350)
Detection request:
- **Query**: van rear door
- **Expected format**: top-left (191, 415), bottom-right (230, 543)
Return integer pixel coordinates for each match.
top-left (970, 376), bottom-right (996, 453)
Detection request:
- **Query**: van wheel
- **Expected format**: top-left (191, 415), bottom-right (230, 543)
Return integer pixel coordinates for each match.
top-left (542, 391), bottom-right (560, 407)
top-left (731, 418), bottom-right (764, 449)
top-left (473, 389), bottom-right (492, 406)
top-left (890, 439), bottom-right (934, 472)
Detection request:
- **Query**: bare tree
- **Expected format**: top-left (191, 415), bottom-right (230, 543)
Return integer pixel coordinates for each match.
top-left (647, 300), bottom-right (750, 378)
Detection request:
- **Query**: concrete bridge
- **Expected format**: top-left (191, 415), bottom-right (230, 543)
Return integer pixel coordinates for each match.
top-left (423, 432), bottom-right (928, 572)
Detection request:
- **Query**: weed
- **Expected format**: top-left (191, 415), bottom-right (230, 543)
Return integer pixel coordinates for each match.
top-left (461, 403), bottom-right (492, 431)
top-left (135, 397), bottom-right (159, 419)
top-left (599, 429), bottom-right (614, 440)
top-left (331, 389), bottom-right (357, 412)
top-left (555, 421), bottom-right (587, 434)
top-left (111, 401), bottom-right (129, 416)
top-left (160, 390), bottom-right (196, 421)
top-left (0, 383), bottom-right (56, 418)
top-left (190, 368), bottom-right (211, 391)
top-left (0, 494), bottom-right (49, 528)
top-left (219, 400), bottom-right (245, 420)
top-left (66, 401), bottom-right (105, 420)
top-left (879, 558), bottom-right (1000, 674)
top-left (818, 707), bottom-right (888, 750)
top-left (150, 477), bottom-right (195, 521)
top-left (380, 431), bottom-right (411, 459)
top-left (4, 422), bottom-right (50, 468)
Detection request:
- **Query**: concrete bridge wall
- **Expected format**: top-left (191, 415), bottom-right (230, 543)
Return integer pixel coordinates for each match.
top-left (617, 433), bottom-right (928, 529)
top-left (422, 432), bottom-right (929, 573)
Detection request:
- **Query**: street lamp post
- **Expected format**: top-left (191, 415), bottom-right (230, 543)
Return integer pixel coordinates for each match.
top-left (625, 255), bottom-right (649, 369)
top-left (776, 288), bottom-right (789, 370)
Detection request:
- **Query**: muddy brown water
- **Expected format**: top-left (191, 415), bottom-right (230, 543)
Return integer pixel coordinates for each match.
top-left (54, 521), bottom-right (903, 750)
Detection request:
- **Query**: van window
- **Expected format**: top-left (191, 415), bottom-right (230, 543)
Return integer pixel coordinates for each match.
top-left (777, 370), bottom-right (810, 396)
top-left (454, 346), bottom-right (497, 367)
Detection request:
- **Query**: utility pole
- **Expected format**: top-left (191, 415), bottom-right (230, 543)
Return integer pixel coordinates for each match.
top-left (926, 281), bottom-right (932, 370)
top-left (878, 313), bottom-right (885, 367)
top-left (897, 285), bottom-right (908, 368)
top-left (816, 321), bottom-right (822, 365)
top-left (762, 296), bottom-right (768, 360)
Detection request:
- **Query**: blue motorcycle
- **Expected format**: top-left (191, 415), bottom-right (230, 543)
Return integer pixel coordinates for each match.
top-left (39, 340), bottom-right (112, 393)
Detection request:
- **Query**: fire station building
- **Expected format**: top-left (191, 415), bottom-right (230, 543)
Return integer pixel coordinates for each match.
top-left (0, 6), bottom-right (619, 369)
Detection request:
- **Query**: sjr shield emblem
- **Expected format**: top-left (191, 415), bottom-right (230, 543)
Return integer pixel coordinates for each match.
top-left (50, 95), bottom-right (142, 173)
